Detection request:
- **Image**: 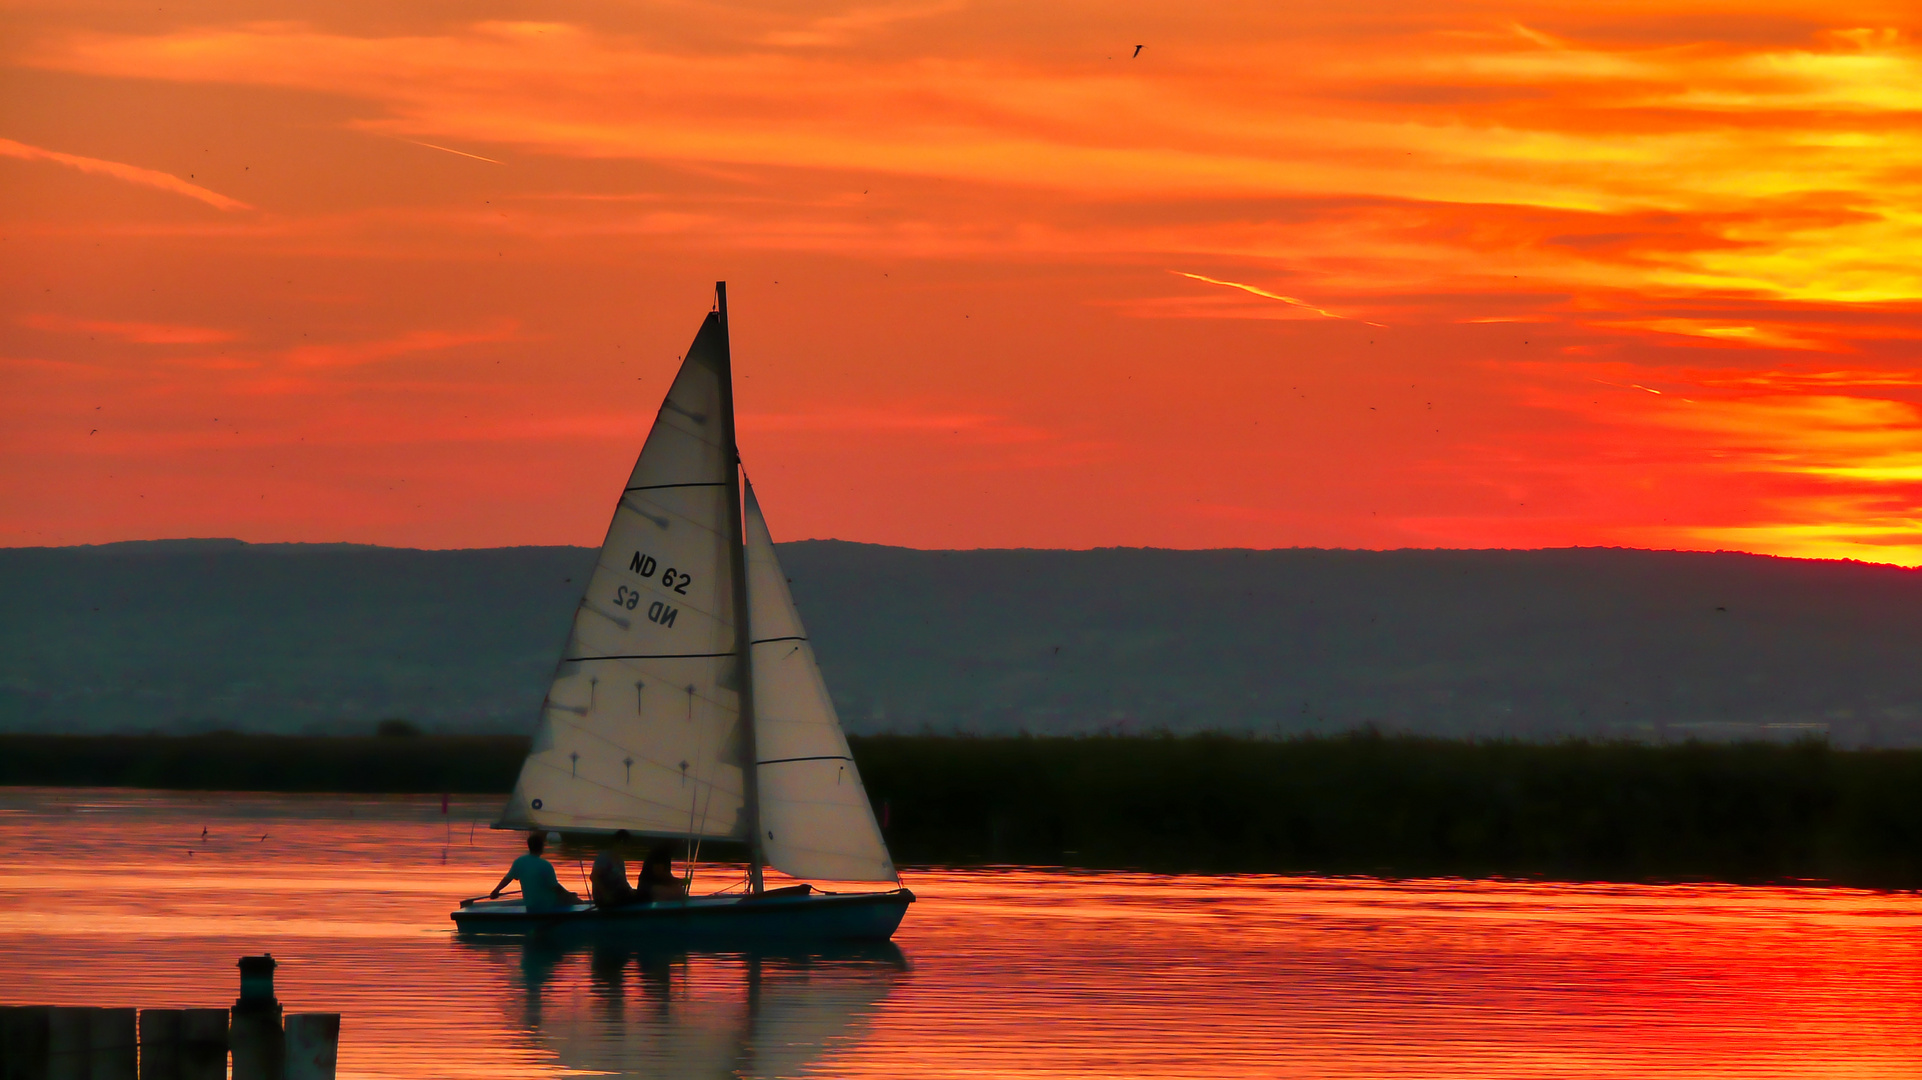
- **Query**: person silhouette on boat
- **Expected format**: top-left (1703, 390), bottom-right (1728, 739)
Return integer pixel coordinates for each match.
top-left (491, 831), bottom-right (580, 912)
top-left (638, 841), bottom-right (688, 903)
top-left (590, 830), bottom-right (642, 908)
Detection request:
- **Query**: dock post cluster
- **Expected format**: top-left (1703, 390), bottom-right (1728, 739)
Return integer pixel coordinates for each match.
top-left (0, 956), bottom-right (339, 1080)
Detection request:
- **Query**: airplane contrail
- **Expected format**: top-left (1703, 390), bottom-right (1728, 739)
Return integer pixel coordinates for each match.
top-left (1589, 378), bottom-right (1694, 403)
top-left (1171, 270), bottom-right (1383, 326)
top-left (0, 137), bottom-right (251, 211)
top-left (402, 139), bottom-right (503, 165)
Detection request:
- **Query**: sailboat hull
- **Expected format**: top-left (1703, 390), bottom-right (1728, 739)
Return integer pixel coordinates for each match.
top-left (451, 888), bottom-right (914, 942)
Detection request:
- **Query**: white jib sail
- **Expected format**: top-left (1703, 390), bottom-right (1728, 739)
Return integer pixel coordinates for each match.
top-left (500, 312), bottom-right (747, 840)
top-left (745, 482), bottom-right (898, 882)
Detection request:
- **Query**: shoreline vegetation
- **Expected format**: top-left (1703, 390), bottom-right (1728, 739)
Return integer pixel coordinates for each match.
top-left (6, 732), bottom-right (1922, 887)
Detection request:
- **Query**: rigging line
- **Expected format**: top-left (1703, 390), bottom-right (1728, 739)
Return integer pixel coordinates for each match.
top-left (564, 652), bottom-right (736, 661)
top-left (750, 635), bottom-right (808, 645)
top-left (687, 779), bottom-right (715, 893)
top-left (758, 755), bottom-right (853, 766)
top-left (624, 482), bottom-right (729, 492)
top-left (679, 646), bottom-right (723, 885)
top-left (683, 750), bottom-right (711, 888)
top-left (684, 780), bottom-right (699, 849)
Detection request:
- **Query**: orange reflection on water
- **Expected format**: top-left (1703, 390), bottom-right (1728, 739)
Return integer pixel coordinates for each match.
top-left (4, 787), bottom-right (1922, 1079)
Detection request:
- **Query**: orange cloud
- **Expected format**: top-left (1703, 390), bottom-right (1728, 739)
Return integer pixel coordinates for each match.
top-left (760, 0), bottom-right (966, 48)
top-left (8, 1), bottom-right (1922, 559)
top-left (1483, 358), bottom-right (1922, 564)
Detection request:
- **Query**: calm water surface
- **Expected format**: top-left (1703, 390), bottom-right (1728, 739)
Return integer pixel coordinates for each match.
top-left (4, 788), bottom-right (1921, 1078)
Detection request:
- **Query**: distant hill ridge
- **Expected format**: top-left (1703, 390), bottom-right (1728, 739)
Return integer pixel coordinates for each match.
top-left (4, 539), bottom-right (1920, 744)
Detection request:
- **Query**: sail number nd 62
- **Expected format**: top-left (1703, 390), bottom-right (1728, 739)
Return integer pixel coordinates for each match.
top-left (613, 585), bottom-right (681, 628)
top-left (619, 551), bottom-right (687, 628)
top-left (627, 552), bottom-right (691, 594)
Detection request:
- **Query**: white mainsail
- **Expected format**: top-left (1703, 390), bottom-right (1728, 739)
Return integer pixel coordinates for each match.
top-left (499, 310), bottom-right (748, 840)
top-left (745, 482), bottom-right (898, 883)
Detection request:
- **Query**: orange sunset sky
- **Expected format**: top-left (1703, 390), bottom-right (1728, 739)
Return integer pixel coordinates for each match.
top-left (6, 1), bottom-right (1922, 561)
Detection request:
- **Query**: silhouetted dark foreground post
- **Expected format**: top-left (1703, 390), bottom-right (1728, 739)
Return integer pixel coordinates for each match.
top-left (2, 1006), bottom-right (54, 1077)
top-left (177, 1008), bottom-right (230, 1080)
top-left (281, 1014), bottom-right (340, 1080)
top-left (0, 959), bottom-right (338, 1080)
top-left (44, 1004), bottom-right (87, 1079)
top-left (90, 1009), bottom-right (136, 1080)
top-left (229, 956), bottom-right (282, 1080)
top-left (135, 1009), bottom-right (179, 1079)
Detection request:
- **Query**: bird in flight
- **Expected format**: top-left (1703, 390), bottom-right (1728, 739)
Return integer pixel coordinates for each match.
top-left (1133, 45), bottom-right (1143, 58)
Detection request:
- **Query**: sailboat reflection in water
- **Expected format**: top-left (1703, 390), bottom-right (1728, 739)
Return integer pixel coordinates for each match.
top-left (454, 283), bottom-right (912, 939)
top-left (466, 938), bottom-right (908, 1079)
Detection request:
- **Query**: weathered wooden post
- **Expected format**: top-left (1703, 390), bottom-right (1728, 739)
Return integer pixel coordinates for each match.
top-left (2, 1005), bottom-right (52, 1080)
top-left (0, 959), bottom-right (332, 1080)
top-left (175, 1011), bottom-right (225, 1080)
top-left (228, 957), bottom-right (282, 1080)
top-left (281, 1016), bottom-right (338, 1080)
top-left (136, 1010), bottom-right (180, 1080)
top-left (45, 1007), bottom-right (95, 1080)
top-left (88, 1009), bottom-right (137, 1080)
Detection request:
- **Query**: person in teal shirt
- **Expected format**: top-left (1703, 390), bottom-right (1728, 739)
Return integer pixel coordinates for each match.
top-left (490, 831), bottom-right (580, 912)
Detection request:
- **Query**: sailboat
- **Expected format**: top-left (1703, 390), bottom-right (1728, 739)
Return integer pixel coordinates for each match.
top-left (452, 283), bottom-right (913, 940)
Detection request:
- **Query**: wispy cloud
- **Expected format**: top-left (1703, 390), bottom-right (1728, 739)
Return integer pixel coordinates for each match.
top-left (282, 322), bottom-right (521, 368)
top-left (16, 5), bottom-right (1922, 555)
top-left (761, 0), bottom-right (965, 48)
top-left (0, 137), bottom-right (251, 211)
top-left (19, 314), bottom-right (238, 344)
top-left (26, 16), bottom-right (1922, 308)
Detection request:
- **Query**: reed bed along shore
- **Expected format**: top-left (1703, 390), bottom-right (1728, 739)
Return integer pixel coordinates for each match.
top-left (6, 732), bottom-right (1922, 886)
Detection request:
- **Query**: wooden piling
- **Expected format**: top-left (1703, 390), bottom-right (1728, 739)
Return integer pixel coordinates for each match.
top-left (88, 1009), bottom-right (136, 1080)
top-left (175, 1011), bottom-right (225, 1080)
top-left (6, 956), bottom-right (338, 1080)
top-left (282, 1015), bottom-right (339, 1080)
top-left (228, 954), bottom-right (281, 1080)
top-left (135, 1011), bottom-right (179, 1080)
top-left (227, 1012), bottom-right (281, 1080)
top-left (2, 1006), bottom-right (52, 1080)
top-left (46, 1007), bottom-right (95, 1080)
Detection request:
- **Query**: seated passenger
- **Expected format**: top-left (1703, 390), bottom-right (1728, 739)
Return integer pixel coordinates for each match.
top-left (638, 841), bottom-right (688, 903)
top-left (490, 831), bottom-right (580, 912)
top-left (590, 830), bottom-right (642, 908)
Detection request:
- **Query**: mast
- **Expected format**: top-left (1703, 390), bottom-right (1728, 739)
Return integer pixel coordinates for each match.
top-left (716, 280), bottom-right (765, 893)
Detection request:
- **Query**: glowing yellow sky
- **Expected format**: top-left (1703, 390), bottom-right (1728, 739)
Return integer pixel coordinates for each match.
top-left (5, 1), bottom-right (1922, 562)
